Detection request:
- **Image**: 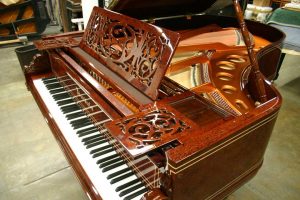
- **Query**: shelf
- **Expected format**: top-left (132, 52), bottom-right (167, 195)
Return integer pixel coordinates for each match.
top-left (0, 0), bottom-right (49, 40)
top-left (0, 17), bottom-right (35, 29)
top-left (0, 31), bottom-right (39, 41)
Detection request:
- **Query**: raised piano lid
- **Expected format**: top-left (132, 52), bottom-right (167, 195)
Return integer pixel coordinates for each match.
top-left (109, 0), bottom-right (230, 20)
top-left (79, 7), bottom-right (180, 100)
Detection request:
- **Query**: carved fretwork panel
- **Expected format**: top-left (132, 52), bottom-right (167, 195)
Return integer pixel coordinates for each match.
top-left (80, 7), bottom-right (180, 100)
top-left (106, 103), bottom-right (196, 157)
top-left (34, 37), bottom-right (80, 50)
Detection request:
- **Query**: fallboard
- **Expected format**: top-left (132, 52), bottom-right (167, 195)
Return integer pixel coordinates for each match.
top-left (49, 50), bottom-right (135, 116)
top-left (80, 7), bottom-right (180, 100)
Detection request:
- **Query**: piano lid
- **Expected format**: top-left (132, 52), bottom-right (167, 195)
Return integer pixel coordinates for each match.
top-left (108, 0), bottom-right (232, 20)
top-left (80, 7), bottom-right (180, 100)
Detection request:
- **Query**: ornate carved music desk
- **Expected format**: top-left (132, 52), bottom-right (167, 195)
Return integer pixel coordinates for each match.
top-left (23, 1), bottom-right (284, 200)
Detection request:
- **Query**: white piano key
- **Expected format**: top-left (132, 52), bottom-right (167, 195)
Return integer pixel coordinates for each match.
top-left (88, 142), bottom-right (111, 153)
top-left (80, 131), bottom-right (102, 140)
top-left (103, 163), bottom-right (128, 174)
top-left (34, 78), bottom-right (148, 200)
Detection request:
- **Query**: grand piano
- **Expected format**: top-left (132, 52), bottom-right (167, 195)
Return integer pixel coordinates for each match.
top-left (23, 0), bottom-right (284, 199)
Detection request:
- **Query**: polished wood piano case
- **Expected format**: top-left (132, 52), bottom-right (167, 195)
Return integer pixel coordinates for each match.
top-left (23, 1), bottom-right (283, 200)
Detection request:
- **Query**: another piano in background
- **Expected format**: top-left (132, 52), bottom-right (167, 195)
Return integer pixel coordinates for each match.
top-left (23, 1), bottom-right (283, 199)
top-left (0, 0), bottom-right (49, 41)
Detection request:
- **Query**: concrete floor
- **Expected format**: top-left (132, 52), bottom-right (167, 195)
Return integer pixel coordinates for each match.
top-left (0, 36), bottom-right (299, 199)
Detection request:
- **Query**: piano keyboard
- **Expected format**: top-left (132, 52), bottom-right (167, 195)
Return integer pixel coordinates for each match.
top-left (33, 76), bottom-right (149, 200)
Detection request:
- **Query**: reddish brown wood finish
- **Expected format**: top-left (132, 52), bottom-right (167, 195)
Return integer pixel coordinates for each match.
top-left (68, 47), bottom-right (153, 108)
top-left (22, 4), bottom-right (284, 200)
top-left (49, 50), bottom-right (128, 117)
top-left (142, 188), bottom-right (168, 200)
top-left (164, 91), bottom-right (281, 200)
top-left (23, 52), bottom-right (51, 90)
top-left (41, 30), bottom-right (84, 39)
top-left (34, 31), bottom-right (84, 51)
top-left (232, 0), bottom-right (267, 103)
top-left (106, 102), bottom-right (197, 157)
top-left (80, 7), bottom-right (180, 100)
top-left (34, 37), bottom-right (80, 50)
top-left (168, 48), bottom-right (256, 115)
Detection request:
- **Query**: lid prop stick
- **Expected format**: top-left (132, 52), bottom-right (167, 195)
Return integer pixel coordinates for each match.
top-left (232, 0), bottom-right (267, 103)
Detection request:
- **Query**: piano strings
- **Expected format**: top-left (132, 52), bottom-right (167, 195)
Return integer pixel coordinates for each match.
top-left (55, 74), bottom-right (161, 189)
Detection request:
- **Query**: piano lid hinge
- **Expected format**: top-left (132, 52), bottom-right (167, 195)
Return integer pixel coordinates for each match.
top-left (186, 15), bottom-right (192, 20)
top-left (147, 18), bottom-right (156, 24)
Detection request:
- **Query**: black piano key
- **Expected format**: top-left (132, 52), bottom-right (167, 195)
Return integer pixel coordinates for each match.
top-left (53, 94), bottom-right (70, 102)
top-left (62, 108), bottom-right (80, 114)
top-left (72, 121), bottom-right (93, 130)
top-left (61, 104), bottom-right (79, 111)
top-left (91, 148), bottom-right (114, 158)
top-left (46, 83), bottom-right (62, 90)
top-left (61, 105), bottom-right (81, 114)
top-left (110, 171), bottom-right (134, 184)
top-left (85, 137), bottom-right (108, 148)
top-left (99, 157), bottom-right (123, 168)
top-left (53, 93), bottom-right (71, 100)
top-left (115, 179), bottom-right (140, 192)
top-left (97, 154), bottom-right (119, 165)
top-left (107, 167), bottom-right (131, 179)
top-left (62, 107), bottom-right (81, 114)
top-left (77, 128), bottom-right (99, 137)
top-left (49, 88), bottom-right (65, 94)
top-left (73, 122), bottom-right (93, 130)
top-left (42, 78), bottom-right (58, 85)
top-left (90, 144), bottom-right (112, 154)
top-left (57, 99), bottom-right (74, 106)
top-left (70, 117), bottom-right (91, 126)
top-left (123, 188), bottom-right (148, 200)
top-left (66, 111), bottom-right (85, 120)
top-left (71, 118), bottom-right (92, 125)
top-left (77, 126), bottom-right (98, 134)
top-left (119, 183), bottom-right (145, 197)
top-left (82, 134), bottom-right (104, 143)
top-left (60, 103), bottom-right (78, 109)
top-left (102, 160), bottom-right (125, 172)
top-left (83, 136), bottom-right (106, 146)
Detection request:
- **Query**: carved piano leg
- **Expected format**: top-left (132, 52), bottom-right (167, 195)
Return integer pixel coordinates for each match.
top-left (24, 52), bottom-right (51, 90)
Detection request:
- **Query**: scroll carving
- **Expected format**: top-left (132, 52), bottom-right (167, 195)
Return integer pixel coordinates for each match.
top-left (106, 103), bottom-right (193, 157)
top-left (24, 53), bottom-right (50, 91)
top-left (24, 53), bottom-right (50, 74)
top-left (80, 7), bottom-right (180, 100)
top-left (116, 108), bottom-right (190, 149)
top-left (34, 37), bottom-right (80, 50)
top-left (85, 14), bottom-right (164, 86)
